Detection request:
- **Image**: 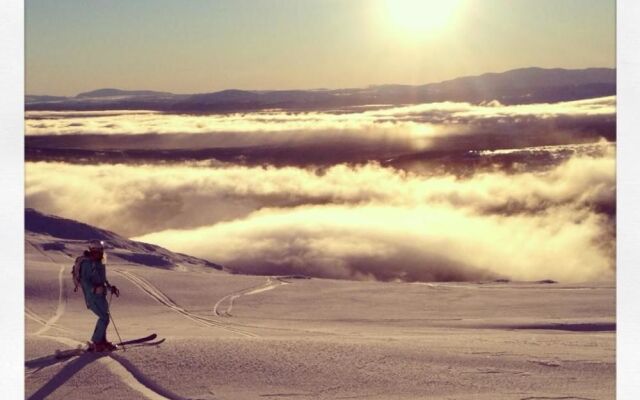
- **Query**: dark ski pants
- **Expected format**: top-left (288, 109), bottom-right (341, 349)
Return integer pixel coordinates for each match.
top-left (88, 294), bottom-right (110, 343)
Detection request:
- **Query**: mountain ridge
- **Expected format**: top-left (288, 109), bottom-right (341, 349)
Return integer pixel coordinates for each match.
top-left (75, 88), bottom-right (173, 98)
top-left (25, 67), bottom-right (616, 112)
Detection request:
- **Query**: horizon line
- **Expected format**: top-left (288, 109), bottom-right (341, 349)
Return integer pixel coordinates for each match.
top-left (26, 65), bottom-right (616, 98)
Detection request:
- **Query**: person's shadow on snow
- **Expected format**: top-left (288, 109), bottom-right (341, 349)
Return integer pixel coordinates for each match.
top-left (26, 352), bottom-right (107, 400)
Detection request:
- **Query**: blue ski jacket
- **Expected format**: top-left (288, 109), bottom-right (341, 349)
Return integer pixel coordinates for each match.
top-left (79, 258), bottom-right (108, 306)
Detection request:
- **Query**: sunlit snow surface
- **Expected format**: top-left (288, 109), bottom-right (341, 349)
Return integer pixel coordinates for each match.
top-left (25, 227), bottom-right (614, 399)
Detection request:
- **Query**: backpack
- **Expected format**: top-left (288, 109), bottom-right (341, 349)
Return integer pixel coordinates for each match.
top-left (71, 252), bottom-right (89, 293)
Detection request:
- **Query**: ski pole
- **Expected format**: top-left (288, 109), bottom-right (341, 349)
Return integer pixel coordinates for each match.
top-left (108, 292), bottom-right (125, 351)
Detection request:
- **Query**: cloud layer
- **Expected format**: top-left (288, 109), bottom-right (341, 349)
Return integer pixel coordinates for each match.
top-left (25, 144), bottom-right (615, 283)
top-left (25, 97), bottom-right (616, 172)
top-left (135, 203), bottom-right (613, 283)
top-left (24, 96), bottom-right (615, 137)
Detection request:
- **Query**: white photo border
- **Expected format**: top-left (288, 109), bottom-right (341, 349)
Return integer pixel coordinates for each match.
top-left (0, 0), bottom-right (24, 398)
top-left (617, 0), bottom-right (640, 398)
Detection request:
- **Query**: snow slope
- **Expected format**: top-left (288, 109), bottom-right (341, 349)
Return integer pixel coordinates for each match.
top-left (25, 210), bottom-right (615, 399)
top-left (26, 208), bottom-right (223, 272)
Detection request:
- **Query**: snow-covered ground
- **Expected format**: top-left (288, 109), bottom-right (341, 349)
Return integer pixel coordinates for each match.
top-left (25, 211), bottom-right (615, 400)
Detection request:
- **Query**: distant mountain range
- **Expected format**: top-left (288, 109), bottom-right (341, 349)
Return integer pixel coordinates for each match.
top-left (25, 67), bottom-right (615, 113)
top-left (75, 88), bottom-right (173, 98)
top-left (25, 208), bottom-right (223, 271)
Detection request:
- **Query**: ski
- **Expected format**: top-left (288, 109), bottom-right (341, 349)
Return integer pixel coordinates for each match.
top-left (109, 338), bottom-right (165, 351)
top-left (124, 338), bottom-right (165, 348)
top-left (54, 337), bottom-right (165, 359)
top-left (117, 333), bottom-right (157, 346)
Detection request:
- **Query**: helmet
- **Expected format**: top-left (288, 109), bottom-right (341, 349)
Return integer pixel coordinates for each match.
top-left (88, 240), bottom-right (105, 251)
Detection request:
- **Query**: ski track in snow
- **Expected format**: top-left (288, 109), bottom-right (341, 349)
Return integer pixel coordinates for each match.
top-left (35, 264), bottom-right (68, 336)
top-left (25, 306), bottom-right (53, 327)
top-left (213, 276), bottom-right (289, 317)
top-left (25, 240), bottom-right (182, 400)
top-left (114, 268), bottom-right (258, 337)
top-left (25, 306), bottom-right (73, 334)
top-left (101, 354), bottom-right (187, 400)
top-left (27, 333), bottom-right (184, 400)
top-left (26, 240), bottom-right (71, 336)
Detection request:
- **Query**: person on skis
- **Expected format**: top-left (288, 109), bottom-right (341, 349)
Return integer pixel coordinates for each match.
top-left (79, 240), bottom-right (120, 352)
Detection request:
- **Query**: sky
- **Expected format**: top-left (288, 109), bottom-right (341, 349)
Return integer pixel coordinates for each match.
top-left (25, 0), bottom-right (615, 96)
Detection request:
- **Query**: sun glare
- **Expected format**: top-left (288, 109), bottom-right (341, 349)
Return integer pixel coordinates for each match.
top-left (385, 0), bottom-right (463, 34)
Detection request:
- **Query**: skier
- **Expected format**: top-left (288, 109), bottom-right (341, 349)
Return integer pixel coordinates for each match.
top-left (79, 240), bottom-right (120, 352)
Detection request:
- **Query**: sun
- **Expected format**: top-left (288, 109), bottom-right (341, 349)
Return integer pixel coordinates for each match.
top-left (385, 0), bottom-right (464, 34)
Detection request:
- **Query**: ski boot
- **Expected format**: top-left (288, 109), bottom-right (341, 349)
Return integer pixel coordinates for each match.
top-left (88, 340), bottom-right (117, 352)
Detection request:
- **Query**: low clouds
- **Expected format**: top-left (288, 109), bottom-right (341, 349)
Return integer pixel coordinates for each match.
top-left (135, 204), bottom-right (612, 283)
top-left (24, 96), bottom-right (615, 137)
top-left (25, 97), bottom-right (616, 169)
top-left (367, 96), bottom-right (615, 122)
top-left (25, 145), bottom-right (615, 282)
